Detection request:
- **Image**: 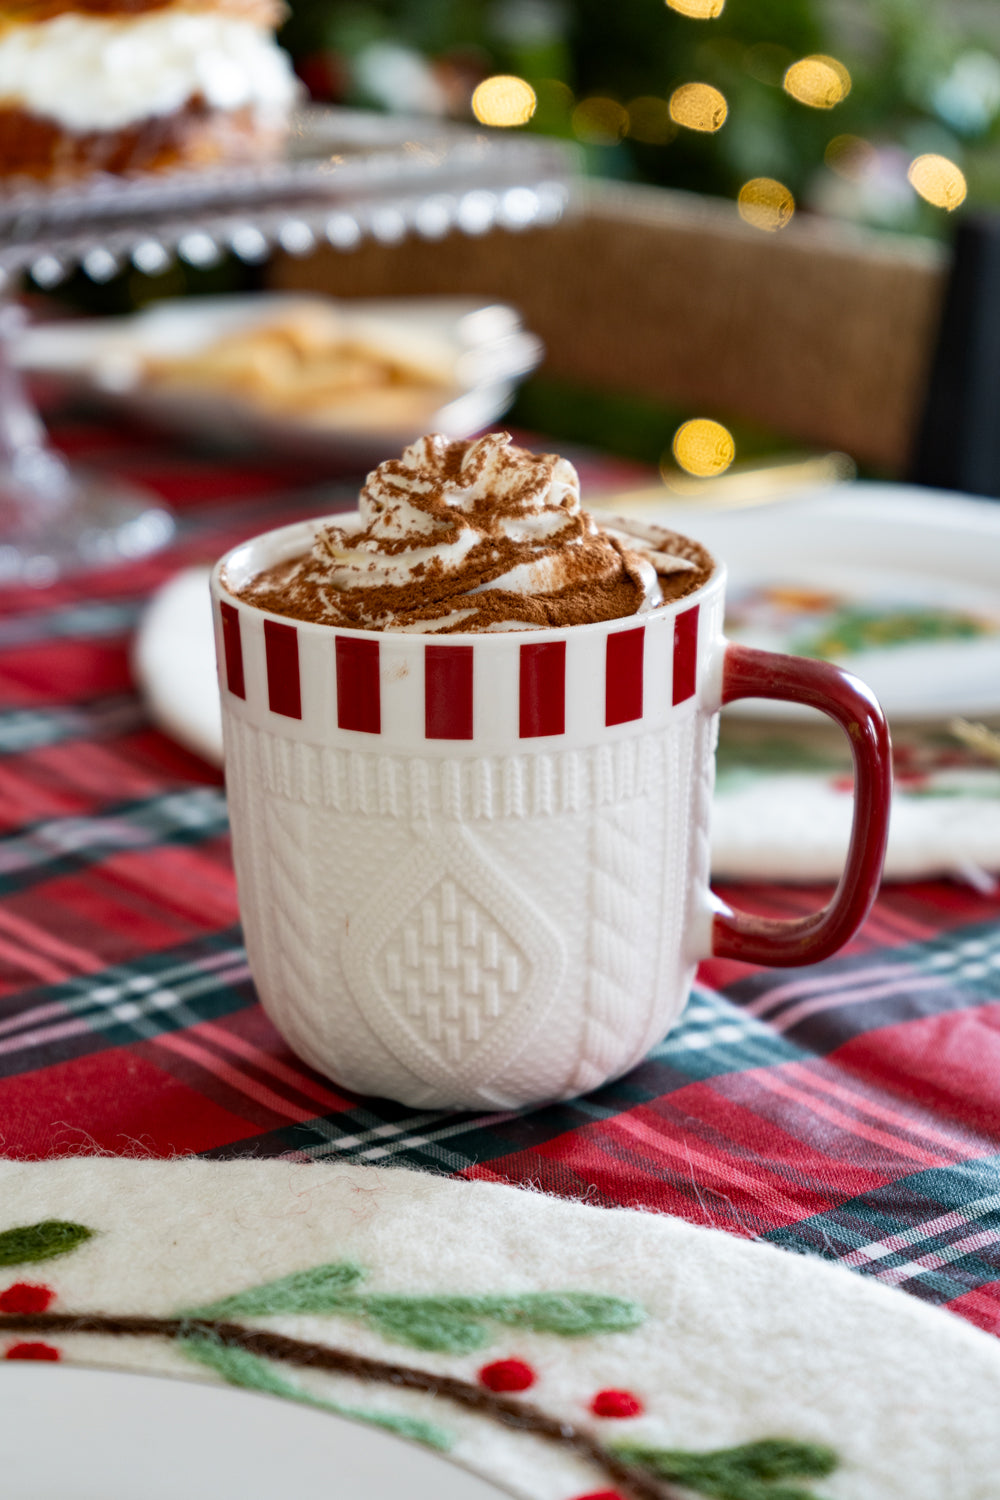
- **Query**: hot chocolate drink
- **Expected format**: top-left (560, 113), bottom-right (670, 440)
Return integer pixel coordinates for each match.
top-left (211, 430), bottom-right (889, 1111)
top-left (231, 431), bottom-right (714, 633)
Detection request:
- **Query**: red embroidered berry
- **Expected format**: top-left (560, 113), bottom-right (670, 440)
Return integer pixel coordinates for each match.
top-left (478, 1358), bottom-right (536, 1392)
top-left (0, 1283), bottom-right (55, 1314)
top-left (589, 1388), bottom-right (644, 1419)
top-left (5, 1342), bottom-right (60, 1361)
top-left (571, 1492), bottom-right (626, 1500)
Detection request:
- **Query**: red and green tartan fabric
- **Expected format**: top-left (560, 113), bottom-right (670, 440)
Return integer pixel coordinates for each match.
top-left (2, 410), bottom-right (1000, 1344)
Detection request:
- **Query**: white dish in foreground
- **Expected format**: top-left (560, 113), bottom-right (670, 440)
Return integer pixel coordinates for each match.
top-left (14, 294), bottom-right (542, 464)
top-left (602, 480), bottom-right (1000, 723)
top-left (0, 1363), bottom-right (510, 1500)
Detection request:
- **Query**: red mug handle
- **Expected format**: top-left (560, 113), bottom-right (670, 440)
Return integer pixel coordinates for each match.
top-left (710, 642), bottom-right (892, 966)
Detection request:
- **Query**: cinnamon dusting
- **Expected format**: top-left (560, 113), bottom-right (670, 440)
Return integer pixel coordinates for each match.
top-left (230, 433), bottom-right (714, 634)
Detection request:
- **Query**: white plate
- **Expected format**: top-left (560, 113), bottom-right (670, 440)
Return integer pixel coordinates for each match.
top-left (604, 481), bottom-right (1000, 722)
top-left (0, 1363), bottom-right (511, 1500)
top-left (15, 294), bottom-right (542, 464)
top-left (133, 566), bottom-right (222, 765)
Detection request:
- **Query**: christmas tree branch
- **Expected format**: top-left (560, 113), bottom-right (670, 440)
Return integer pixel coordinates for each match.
top-left (2, 1309), bottom-right (680, 1500)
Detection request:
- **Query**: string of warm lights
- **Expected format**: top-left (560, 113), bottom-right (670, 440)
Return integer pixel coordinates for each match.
top-left (471, 75), bottom-right (537, 127)
top-left (783, 55), bottom-right (851, 109)
top-left (669, 83), bottom-right (728, 134)
top-left (468, 0), bottom-right (971, 481)
top-left (572, 97), bottom-right (629, 147)
top-left (666, 0), bottom-right (726, 18)
top-left (908, 154), bottom-right (968, 211)
top-left (470, 7), bottom-right (969, 217)
top-left (672, 420), bottom-right (736, 478)
top-left (737, 177), bottom-right (796, 232)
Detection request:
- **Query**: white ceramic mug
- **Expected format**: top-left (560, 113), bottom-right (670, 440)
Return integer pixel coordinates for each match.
top-left (212, 516), bottom-right (891, 1110)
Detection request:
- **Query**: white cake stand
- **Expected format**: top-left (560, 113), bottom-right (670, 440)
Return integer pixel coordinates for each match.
top-left (0, 106), bottom-right (572, 583)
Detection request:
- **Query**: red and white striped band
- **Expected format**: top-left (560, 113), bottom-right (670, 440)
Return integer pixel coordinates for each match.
top-left (216, 594), bottom-right (714, 752)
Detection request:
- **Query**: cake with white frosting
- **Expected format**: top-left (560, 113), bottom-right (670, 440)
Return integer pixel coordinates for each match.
top-left (0, 0), bottom-right (300, 182)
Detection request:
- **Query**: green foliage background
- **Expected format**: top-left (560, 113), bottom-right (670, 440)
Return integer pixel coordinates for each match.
top-left (268, 0), bottom-right (1000, 464)
top-left (278, 0), bottom-right (1000, 232)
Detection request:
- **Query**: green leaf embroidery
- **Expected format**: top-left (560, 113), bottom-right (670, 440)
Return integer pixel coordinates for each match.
top-left (359, 1298), bottom-right (487, 1353)
top-left (360, 1291), bottom-right (645, 1352)
top-left (187, 1261), bottom-right (364, 1320)
top-left (0, 1220), bottom-right (93, 1267)
top-left (186, 1265), bottom-right (644, 1354)
top-left (614, 1438), bottom-right (837, 1500)
top-left (0, 1218), bottom-right (839, 1492)
top-left (181, 1334), bottom-right (452, 1452)
top-left (485, 1291), bottom-right (644, 1338)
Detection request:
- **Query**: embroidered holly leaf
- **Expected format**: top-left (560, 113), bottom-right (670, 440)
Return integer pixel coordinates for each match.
top-left (360, 1298), bottom-right (487, 1353)
top-left (186, 1261), bottom-right (365, 1319)
top-left (359, 1292), bottom-right (644, 1353)
top-left (0, 1221), bottom-right (93, 1267)
top-left (187, 1266), bottom-right (643, 1353)
top-left (484, 1292), bottom-right (644, 1338)
top-left (613, 1438), bottom-right (837, 1500)
top-left (180, 1335), bottom-right (452, 1452)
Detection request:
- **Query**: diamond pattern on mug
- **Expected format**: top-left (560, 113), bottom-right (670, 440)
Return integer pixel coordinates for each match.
top-left (342, 826), bottom-right (567, 1095)
top-left (380, 879), bottom-right (527, 1065)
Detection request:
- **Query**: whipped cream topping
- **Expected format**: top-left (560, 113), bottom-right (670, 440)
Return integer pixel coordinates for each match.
top-left (0, 11), bottom-right (299, 133)
top-left (235, 433), bottom-right (713, 635)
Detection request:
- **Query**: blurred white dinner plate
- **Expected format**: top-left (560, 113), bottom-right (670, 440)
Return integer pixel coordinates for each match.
top-left (134, 564), bottom-right (222, 766)
top-left (0, 1363), bottom-right (511, 1500)
top-left (14, 293), bottom-right (542, 464)
top-left (603, 480), bottom-right (1000, 723)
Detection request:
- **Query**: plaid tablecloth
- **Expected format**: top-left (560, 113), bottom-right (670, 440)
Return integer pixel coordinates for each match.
top-left (2, 409), bottom-right (1000, 1349)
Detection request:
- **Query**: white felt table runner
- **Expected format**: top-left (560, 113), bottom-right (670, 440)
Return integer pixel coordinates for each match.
top-left (1, 1159), bottom-right (998, 1500)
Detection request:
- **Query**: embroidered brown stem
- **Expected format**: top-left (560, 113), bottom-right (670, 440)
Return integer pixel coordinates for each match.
top-left (2, 1311), bottom-right (681, 1500)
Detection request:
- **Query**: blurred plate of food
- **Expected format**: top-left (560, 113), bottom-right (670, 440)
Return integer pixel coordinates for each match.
top-left (14, 293), bottom-right (543, 462)
top-left (593, 480), bottom-right (1000, 723)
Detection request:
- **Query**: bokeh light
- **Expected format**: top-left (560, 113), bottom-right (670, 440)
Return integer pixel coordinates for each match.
top-left (627, 96), bottom-right (675, 145)
top-left (783, 55), bottom-right (851, 109)
top-left (535, 78), bottom-right (574, 112)
top-left (666, 0), bottom-right (725, 16)
top-left (472, 75), bottom-right (537, 127)
top-left (737, 177), bottom-right (795, 231)
top-left (572, 96), bottom-right (629, 145)
top-left (669, 82), bottom-right (728, 133)
top-left (672, 419), bottom-right (736, 477)
top-left (907, 153), bottom-right (967, 211)
top-left (825, 134), bottom-right (876, 179)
